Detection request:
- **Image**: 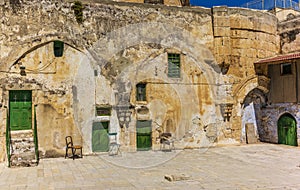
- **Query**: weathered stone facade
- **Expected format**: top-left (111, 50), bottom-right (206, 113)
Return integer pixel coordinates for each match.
top-left (0, 0), bottom-right (284, 165)
top-left (252, 12), bottom-right (300, 146)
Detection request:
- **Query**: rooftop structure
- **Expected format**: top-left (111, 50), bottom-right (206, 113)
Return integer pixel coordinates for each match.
top-left (242, 0), bottom-right (299, 10)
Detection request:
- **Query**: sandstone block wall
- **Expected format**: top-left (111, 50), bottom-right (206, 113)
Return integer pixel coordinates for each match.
top-left (278, 13), bottom-right (300, 54)
top-left (0, 0), bottom-right (284, 161)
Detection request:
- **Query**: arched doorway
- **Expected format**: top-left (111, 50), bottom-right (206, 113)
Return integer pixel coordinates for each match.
top-left (277, 113), bottom-right (298, 146)
top-left (242, 88), bottom-right (267, 143)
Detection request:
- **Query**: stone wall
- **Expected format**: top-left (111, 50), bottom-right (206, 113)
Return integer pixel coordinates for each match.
top-left (0, 0), bottom-right (282, 162)
top-left (212, 7), bottom-right (279, 141)
top-left (115, 0), bottom-right (183, 6)
top-left (278, 13), bottom-right (300, 53)
top-left (260, 103), bottom-right (300, 145)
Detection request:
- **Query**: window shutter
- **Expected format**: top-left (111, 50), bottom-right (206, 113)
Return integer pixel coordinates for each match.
top-left (53, 41), bottom-right (64, 57)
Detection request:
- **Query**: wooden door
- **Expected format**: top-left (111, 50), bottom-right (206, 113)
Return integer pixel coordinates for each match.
top-left (9, 90), bottom-right (32, 131)
top-left (278, 114), bottom-right (298, 146)
top-left (136, 120), bottom-right (152, 151)
top-left (92, 121), bottom-right (109, 152)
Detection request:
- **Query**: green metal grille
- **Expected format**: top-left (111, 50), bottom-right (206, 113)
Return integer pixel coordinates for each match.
top-left (34, 106), bottom-right (39, 164)
top-left (168, 53), bottom-right (180, 78)
top-left (6, 109), bottom-right (10, 167)
top-left (136, 120), bottom-right (152, 151)
top-left (136, 83), bottom-right (146, 101)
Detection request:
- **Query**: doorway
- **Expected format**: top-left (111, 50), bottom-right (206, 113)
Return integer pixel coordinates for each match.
top-left (136, 120), bottom-right (152, 151)
top-left (92, 121), bottom-right (109, 152)
top-left (9, 90), bottom-right (32, 130)
top-left (278, 113), bottom-right (298, 146)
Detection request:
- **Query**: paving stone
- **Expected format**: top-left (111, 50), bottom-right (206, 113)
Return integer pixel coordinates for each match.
top-left (1, 144), bottom-right (300, 189)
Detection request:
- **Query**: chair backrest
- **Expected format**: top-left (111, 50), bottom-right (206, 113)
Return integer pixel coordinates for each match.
top-left (65, 136), bottom-right (74, 148)
top-left (160, 132), bottom-right (172, 143)
top-left (108, 133), bottom-right (117, 143)
top-left (161, 132), bottom-right (172, 138)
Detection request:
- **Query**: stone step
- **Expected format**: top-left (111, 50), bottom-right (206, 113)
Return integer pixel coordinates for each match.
top-left (11, 137), bottom-right (34, 143)
top-left (11, 137), bottom-right (35, 152)
top-left (10, 130), bottom-right (34, 139)
top-left (11, 145), bottom-right (35, 154)
top-left (8, 130), bottom-right (37, 167)
top-left (10, 152), bottom-right (37, 167)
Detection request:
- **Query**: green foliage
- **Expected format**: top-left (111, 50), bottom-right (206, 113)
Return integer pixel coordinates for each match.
top-left (72, 1), bottom-right (84, 24)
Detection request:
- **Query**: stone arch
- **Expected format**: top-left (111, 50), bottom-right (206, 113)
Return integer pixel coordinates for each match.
top-left (91, 22), bottom-right (223, 101)
top-left (7, 39), bottom-right (84, 71)
top-left (241, 88), bottom-right (267, 143)
top-left (234, 75), bottom-right (259, 103)
top-left (91, 22), bottom-right (223, 133)
top-left (1, 35), bottom-right (85, 72)
top-left (0, 37), bottom-right (95, 154)
top-left (131, 77), bottom-right (184, 138)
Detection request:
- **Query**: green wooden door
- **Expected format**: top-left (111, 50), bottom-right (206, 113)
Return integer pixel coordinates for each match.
top-left (278, 114), bottom-right (298, 146)
top-left (9, 91), bottom-right (32, 131)
top-left (136, 120), bottom-right (152, 151)
top-left (92, 121), bottom-right (109, 152)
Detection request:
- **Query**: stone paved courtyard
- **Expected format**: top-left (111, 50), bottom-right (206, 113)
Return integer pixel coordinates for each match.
top-left (0, 143), bottom-right (300, 190)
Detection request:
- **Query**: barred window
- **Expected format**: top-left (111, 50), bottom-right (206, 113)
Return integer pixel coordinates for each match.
top-left (136, 83), bottom-right (146, 101)
top-left (96, 107), bottom-right (111, 116)
top-left (168, 53), bottom-right (180, 78)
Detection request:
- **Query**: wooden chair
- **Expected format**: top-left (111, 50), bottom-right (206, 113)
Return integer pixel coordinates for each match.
top-left (65, 136), bottom-right (82, 160)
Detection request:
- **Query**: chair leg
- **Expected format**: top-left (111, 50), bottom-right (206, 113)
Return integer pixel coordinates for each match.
top-left (65, 148), bottom-right (71, 159)
top-left (72, 148), bottom-right (75, 160)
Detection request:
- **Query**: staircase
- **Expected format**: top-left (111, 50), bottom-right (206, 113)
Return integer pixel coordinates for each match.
top-left (9, 130), bottom-right (38, 167)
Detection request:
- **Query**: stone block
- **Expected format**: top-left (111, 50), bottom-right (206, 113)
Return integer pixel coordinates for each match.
top-left (164, 174), bottom-right (190, 181)
top-left (215, 37), bottom-right (231, 47)
top-left (240, 19), bottom-right (253, 30)
top-left (257, 49), bottom-right (266, 58)
top-left (230, 17), bottom-right (242, 28)
top-left (214, 17), bottom-right (230, 27)
top-left (231, 39), bottom-right (242, 48)
top-left (214, 27), bottom-right (230, 37)
top-left (231, 48), bottom-right (242, 56)
top-left (216, 46), bottom-right (231, 56)
top-left (213, 6), bottom-right (228, 15)
top-left (245, 123), bottom-right (258, 144)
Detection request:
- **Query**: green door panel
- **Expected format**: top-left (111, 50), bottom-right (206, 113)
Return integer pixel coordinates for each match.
top-left (9, 91), bottom-right (32, 131)
top-left (278, 114), bottom-right (298, 146)
top-left (92, 122), bottom-right (109, 152)
top-left (287, 120), bottom-right (297, 146)
top-left (136, 120), bottom-right (152, 151)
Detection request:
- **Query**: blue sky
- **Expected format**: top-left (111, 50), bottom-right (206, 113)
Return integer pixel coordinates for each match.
top-left (190, 0), bottom-right (249, 7)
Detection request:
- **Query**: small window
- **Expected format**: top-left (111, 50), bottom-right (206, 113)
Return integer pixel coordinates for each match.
top-left (96, 107), bottom-right (111, 116)
top-left (136, 83), bottom-right (146, 101)
top-left (168, 53), bottom-right (180, 78)
top-left (281, 63), bottom-right (292, 75)
top-left (53, 41), bottom-right (64, 57)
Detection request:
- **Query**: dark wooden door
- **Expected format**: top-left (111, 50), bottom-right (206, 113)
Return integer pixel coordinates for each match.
top-left (278, 114), bottom-right (298, 146)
